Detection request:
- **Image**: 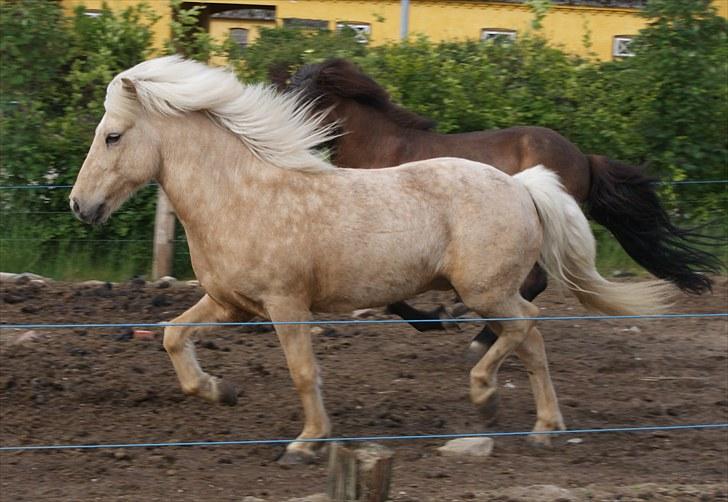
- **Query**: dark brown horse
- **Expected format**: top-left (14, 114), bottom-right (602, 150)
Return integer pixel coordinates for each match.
top-left (279, 59), bottom-right (722, 350)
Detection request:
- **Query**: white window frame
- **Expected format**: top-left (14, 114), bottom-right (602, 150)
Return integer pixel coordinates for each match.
top-left (336, 22), bottom-right (371, 44)
top-left (480, 29), bottom-right (517, 43)
top-left (613, 36), bottom-right (635, 58)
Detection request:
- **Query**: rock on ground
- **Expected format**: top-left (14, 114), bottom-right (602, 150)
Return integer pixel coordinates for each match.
top-left (437, 437), bottom-right (494, 459)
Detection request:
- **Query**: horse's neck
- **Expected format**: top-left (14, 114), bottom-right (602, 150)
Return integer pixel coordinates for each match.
top-left (332, 101), bottom-right (437, 169)
top-left (155, 113), bottom-right (271, 229)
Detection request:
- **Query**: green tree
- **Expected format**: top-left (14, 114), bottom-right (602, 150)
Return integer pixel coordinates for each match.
top-left (241, 27), bottom-right (367, 83)
top-left (1, 1), bottom-right (161, 278)
top-left (632, 0), bottom-right (727, 185)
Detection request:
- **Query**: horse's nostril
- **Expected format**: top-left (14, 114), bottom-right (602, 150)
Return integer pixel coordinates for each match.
top-left (71, 198), bottom-right (80, 214)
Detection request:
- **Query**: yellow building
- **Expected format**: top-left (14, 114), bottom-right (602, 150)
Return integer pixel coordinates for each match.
top-left (61, 0), bottom-right (728, 60)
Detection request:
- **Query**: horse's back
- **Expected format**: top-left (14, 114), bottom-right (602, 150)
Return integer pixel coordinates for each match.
top-left (307, 158), bottom-right (541, 311)
top-left (447, 126), bottom-right (590, 200)
top-left (388, 157), bottom-right (543, 267)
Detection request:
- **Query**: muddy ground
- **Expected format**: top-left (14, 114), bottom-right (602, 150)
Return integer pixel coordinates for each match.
top-left (0, 277), bottom-right (726, 501)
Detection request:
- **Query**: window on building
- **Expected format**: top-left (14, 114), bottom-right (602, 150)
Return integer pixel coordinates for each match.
top-left (282, 18), bottom-right (329, 30)
top-left (229, 28), bottom-right (249, 49)
top-left (336, 22), bottom-right (371, 44)
top-left (211, 7), bottom-right (276, 21)
top-left (480, 29), bottom-right (516, 44)
top-left (83, 10), bottom-right (102, 18)
top-left (613, 36), bottom-right (635, 58)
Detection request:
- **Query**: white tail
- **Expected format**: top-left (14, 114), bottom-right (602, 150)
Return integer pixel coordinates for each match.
top-left (514, 165), bottom-right (674, 315)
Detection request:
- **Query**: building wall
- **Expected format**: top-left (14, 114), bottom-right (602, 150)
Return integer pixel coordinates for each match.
top-left (60, 0), bottom-right (728, 61)
top-left (61, 0), bottom-right (173, 49)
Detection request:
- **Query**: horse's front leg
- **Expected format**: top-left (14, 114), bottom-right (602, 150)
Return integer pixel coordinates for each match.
top-left (163, 294), bottom-right (250, 405)
top-left (268, 301), bottom-right (330, 464)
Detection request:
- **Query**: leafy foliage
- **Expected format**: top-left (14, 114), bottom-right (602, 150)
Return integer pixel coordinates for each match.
top-left (240, 27), bottom-right (367, 83)
top-left (1, 1), bottom-right (160, 277)
top-left (1, 0), bottom-right (725, 279)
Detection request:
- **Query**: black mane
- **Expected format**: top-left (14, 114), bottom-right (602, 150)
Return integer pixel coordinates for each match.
top-left (289, 59), bottom-right (437, 131)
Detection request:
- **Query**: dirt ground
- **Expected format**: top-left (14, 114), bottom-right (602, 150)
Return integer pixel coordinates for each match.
top-left (0, 276), bottom-right (726, 501)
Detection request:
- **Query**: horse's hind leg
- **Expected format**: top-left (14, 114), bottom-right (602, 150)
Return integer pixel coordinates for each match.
top-left (514, 327), bottom-right (565, 446)
top-left (386, 301), bottom-right (450, 332)
top-left (465, 295), bottom-right (539, 418)
top-left (468, 264), bottom-right (548, 358)
top-left (163, 294), bottom-right (249, 405)
top-left (267, 300), bottom-right (330, 465)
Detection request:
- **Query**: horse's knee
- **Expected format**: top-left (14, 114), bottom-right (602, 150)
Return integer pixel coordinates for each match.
top-left (289, 364), bottom-right (320, 392)
top-left (163, 327), bottom-right (186, 354)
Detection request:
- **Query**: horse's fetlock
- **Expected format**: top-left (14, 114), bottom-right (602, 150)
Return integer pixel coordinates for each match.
top-left (180, 380), bottom-right (200, 396)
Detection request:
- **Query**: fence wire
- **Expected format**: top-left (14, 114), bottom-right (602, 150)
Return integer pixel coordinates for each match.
top-left (2, 423), bottom-right (726, 452)
top-left (1, 179), bottom-right (726, 455)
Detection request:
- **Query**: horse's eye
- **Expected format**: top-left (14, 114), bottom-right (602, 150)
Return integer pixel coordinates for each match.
top-left (105, 133), bottom-right (122, 146)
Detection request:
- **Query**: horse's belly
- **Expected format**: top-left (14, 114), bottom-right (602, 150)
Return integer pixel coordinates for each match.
top-left (310, 243), bottom-right (448, 313)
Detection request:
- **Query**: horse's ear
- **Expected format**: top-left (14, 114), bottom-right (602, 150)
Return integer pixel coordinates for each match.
top-left (121, 77), bottom-right (137, 95)
top-left (268, 62), bottom-right (292, 91)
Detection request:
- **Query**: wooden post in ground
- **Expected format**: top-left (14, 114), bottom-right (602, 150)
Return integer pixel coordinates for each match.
top-left (152, 187), bottom-right (176, 280)
top-left (326, 442), bottom-right (394, 502)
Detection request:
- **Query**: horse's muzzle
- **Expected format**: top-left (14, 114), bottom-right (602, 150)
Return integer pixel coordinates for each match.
top-left (70, 197), bottom-right (106, 225)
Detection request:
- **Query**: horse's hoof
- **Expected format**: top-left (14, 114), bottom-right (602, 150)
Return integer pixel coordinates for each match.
top-left (466, 340), bottom-right (488, 363)
top-left (217, 381), bottom-right (238, 406)
top-left (438, 306), bottom-right (462, 333)
top-left (276, 448), bottom-right (317, 466)
top-left (477, 392), bottom-right (500, 426)
top-left (527, 433), bottom-right (553, 448)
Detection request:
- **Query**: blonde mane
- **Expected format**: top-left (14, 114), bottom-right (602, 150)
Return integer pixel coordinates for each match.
top-left (105, 55), bottom-right (338, 172)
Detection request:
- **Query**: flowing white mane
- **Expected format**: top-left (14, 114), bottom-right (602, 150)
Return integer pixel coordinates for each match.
top-left (105, 55), bottom-right (338, 172)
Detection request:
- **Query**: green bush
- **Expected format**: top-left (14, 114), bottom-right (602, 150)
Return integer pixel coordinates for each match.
top-left (0, 1), bottom-right (160, 278)
top-left (240, 26), bottom-right (367, 83)
top-left (1, 0), bottom-right (725, 279)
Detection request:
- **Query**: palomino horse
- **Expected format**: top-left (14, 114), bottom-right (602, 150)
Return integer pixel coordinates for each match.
top-left (282, 59), bottom-right (722, 351)
top-left (70, 56), bottom-right (672, 463)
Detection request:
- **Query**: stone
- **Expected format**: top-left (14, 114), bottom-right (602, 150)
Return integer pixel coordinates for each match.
top-left (78, 280), bottom-right (107, 288)
top-left (286, 494), bottom-right (329, 502)
top-left (621, 326), bottom-right (642, 333)
top-left (496, 484), bottom-right (575, 501)
top-left (0, 273), bottom-right (18, 283)
top-left (17, 272), bottom-right (45, 281)
top-left (153, 276), bottom-right (179, 289)
top-left (437, 437), bottom-right (494, 459)
top-left (12, 331), bottom-right (42, 346)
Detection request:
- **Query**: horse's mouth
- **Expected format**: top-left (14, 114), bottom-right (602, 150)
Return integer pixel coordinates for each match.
top-left (71, 198), bottom-right (108, 226)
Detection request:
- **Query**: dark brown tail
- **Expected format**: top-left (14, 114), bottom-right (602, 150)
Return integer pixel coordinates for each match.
top-left (585, 155), bottom-right (723, 294)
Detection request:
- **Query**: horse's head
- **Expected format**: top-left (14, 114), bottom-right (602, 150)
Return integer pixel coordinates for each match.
top-left (70, 78), bottom-right (161, 225)
top-left (287, 59), bottom-right (436, 132)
